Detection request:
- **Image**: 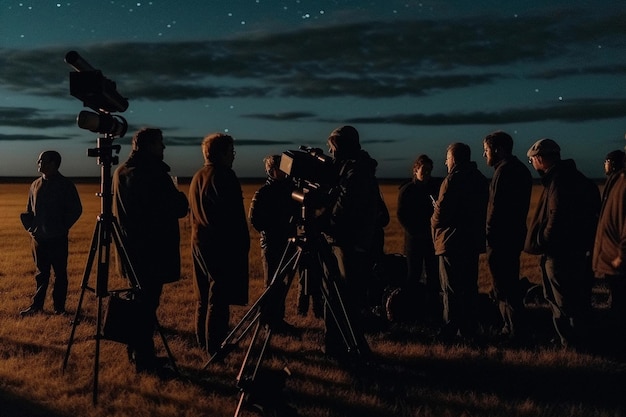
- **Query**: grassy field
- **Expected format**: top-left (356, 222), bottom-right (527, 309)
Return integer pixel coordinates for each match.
top-left (0, 181), bottom-right (624, 417)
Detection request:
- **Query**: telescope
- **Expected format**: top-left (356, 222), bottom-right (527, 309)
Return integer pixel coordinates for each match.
top-left (65, 50), bottom-right (129, 136)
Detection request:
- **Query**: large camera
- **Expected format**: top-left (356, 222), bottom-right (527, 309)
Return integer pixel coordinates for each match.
top-left (279, 146), bottom-right (336, 207)
top-left (65, 50), bottom-right (128, 138)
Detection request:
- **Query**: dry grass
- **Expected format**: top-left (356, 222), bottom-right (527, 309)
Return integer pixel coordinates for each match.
top-left (0, 181), bottom-right (624, 417)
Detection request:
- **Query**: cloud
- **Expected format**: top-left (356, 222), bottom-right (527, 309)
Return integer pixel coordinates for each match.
top-left (0, 132), bottom-right (70, 141)
top-left (0, 106), bottom-right (76, 129)
top-left (1, 10), bottom-right (623, 102)
top-left (341, 98), bottom-right (626, 125)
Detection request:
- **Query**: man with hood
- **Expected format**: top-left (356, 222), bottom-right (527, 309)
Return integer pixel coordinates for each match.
top-left (525, 138), bottom-right (600, 348)
top-left (431, 142), bottom-right (489, 342)
top-left (189, 133), bottom-right (250, 356)
top-left (113, 127), bottom-right (189, 374)
top-left (323, 125), bottom-right (383, 358)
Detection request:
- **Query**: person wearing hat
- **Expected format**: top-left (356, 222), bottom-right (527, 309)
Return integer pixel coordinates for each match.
top-left (189, 133), bottom-right (250, 356)
top-left (113, 127), bottom-right (189, 375)
top-left (524, 138), bottom-right (600, 348)
top-left (592, 147), bottom-right (626, 358)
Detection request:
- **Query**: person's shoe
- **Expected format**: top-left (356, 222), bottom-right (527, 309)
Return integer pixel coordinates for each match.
top-left (53, 308), bottom-right (67, 315)
top-left (20, 306), bottom-right (42, 317)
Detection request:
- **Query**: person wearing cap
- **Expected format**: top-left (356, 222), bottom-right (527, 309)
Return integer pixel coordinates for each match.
top-left (189, 133), bottom-right (250, 356)
top-left (19, 150), bottom-right (83, 317)
top-left (113, 127), bottom-right (189, 374)
top-left (524, 138), bottom-right (600, 348)
top-left (482, 131), bottom-right (533, 340)
top-left (323, 125), bottom-right (383, 358)
top-left (592, 148), bottom-right (626, 358)
top-left (431, 142), bottom-right (489, 342)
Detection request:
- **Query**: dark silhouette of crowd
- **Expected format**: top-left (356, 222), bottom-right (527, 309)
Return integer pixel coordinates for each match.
top-left (20, 125), bottom-right (626, 382)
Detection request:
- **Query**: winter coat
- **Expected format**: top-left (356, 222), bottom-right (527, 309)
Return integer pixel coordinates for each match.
top-left (189, 163), bottom-right (250, 305)
top-left (486, 155), bottom-right (532, 251)
top-left (431, 161), bottom-right (489, 256)
top-left (593, 170), bottom-right (626, 277)
top-left (113, 150), bottom-right (189, 285)
top-left (524, 159), bottom-right (600, 256)
top-left (327, 150), bottom-right (384, 254)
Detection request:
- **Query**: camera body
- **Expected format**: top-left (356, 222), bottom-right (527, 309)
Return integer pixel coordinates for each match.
top-left (279, 146), bottom-right (337, 213)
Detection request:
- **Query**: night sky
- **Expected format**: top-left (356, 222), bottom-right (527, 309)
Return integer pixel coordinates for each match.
top-left (1, 0), bottom-right (625, 179)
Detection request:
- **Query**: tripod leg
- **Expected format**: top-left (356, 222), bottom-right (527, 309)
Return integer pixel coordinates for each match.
top-left (202, 239), bottom-right (302, 370)
top-left (317, 242), bottom-right (370, 358)
top-left (155, 321), bottom-right (179, 374)
top-left (233, 321), bottom-right (273, 417)
top-left (62, 221), bottom-right (101, 372)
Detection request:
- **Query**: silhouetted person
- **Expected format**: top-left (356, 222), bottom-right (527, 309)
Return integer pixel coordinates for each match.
top-left (432, 142), bottom-right (488, 341)
top-left (113, 127), bottom-right (189, 374)
top-left (249, 154), bottom-right (320, 328)
top-left (592, 148), bottom-right (626, 358)
top-left (323, 125), bottom-right (381, 358)
top-left (601, 150), bottom-right (625, 207)
top-left (397, 154), bottom-right (441, 322)
top-left (20, 150), bottom-right (82, 316)
top-left (482, 131), bottom-right (532, 338)
top-left (524, 138), bottom-right (600, 348)
top-left (189, 133), bottom-right (250, 355)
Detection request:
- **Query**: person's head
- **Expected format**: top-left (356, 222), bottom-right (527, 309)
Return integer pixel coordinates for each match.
top-left (527, 138), bottom-right (561, 175)
top-left (132, 127), bottom-right (165, 160)
top-left (483, 130), bottom-right (513, 167)
top-left (202, 133), bottom-right (235, 167)
top-left (445, 142), bottom-right (471, 174)
top-left (37, 150), bottom-right (61, 178)
top-left (604, 149), bottom-right (625, 176)
top-left (263, 154), bottom-right (286, 180)
top-left (327, 125), bottom-right (361, 161)
top-left (412, 154), bottom-right (433, 182)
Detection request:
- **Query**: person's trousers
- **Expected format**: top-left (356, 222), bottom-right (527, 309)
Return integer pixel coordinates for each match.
top-left (31, 236), bottom-right (69, 311)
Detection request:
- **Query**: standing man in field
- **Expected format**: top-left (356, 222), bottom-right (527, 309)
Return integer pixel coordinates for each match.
top-left (189, 133), bottom-right (250, 356)
top-left (524, 138), bottom-right (600, 348)
top-left (592, 148), bottom-right (626, 358)
top-left (397, 154), bottom-right (441, 322)
top-left (20, 150), bottom-right (82, 316)
top-left (113, 127), bottom-right (189, 374)
top-left (431, 142), bottom-right (489, 342)
top-left (482, 131), bottom-right (533, 339)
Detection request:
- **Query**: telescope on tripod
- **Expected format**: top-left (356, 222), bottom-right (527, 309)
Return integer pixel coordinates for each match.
top-left (60, 51), bottom-right (177, 405)
top-left (203, 147), bottom-right (371, 417)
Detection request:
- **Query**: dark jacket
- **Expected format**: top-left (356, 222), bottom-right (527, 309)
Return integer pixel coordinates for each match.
top-left (249, 177), bottom-right (300, 251)
top-left (113, 150), bottom-right (189, 285)
top-left (327, 150), bottom-right (384, 254)
top-left (431, 161), bottom-right (489, 256)
top-left (593, 170), bottom-right (626, 277)
top-left (23, 172), bottom-right (82, 241)
top-left (524, 159), bottom-right (600, 256)
top-left (486, 155), bottom-right (532, 251)
top-left (189, 163), bottom-right (250, 305)
top-left (397, 177), bottom-right (441, 242)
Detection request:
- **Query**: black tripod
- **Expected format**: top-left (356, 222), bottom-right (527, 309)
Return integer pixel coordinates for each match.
top-left (61, 134), bottom-right (177, 405)
top-left (203, 203), bottom-right (369, 417)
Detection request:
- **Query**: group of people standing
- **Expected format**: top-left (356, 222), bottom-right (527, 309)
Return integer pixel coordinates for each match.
top-left (18, 125), bottom-right (625, 379)
top-left (399, 130), bottom-right (625, 357)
